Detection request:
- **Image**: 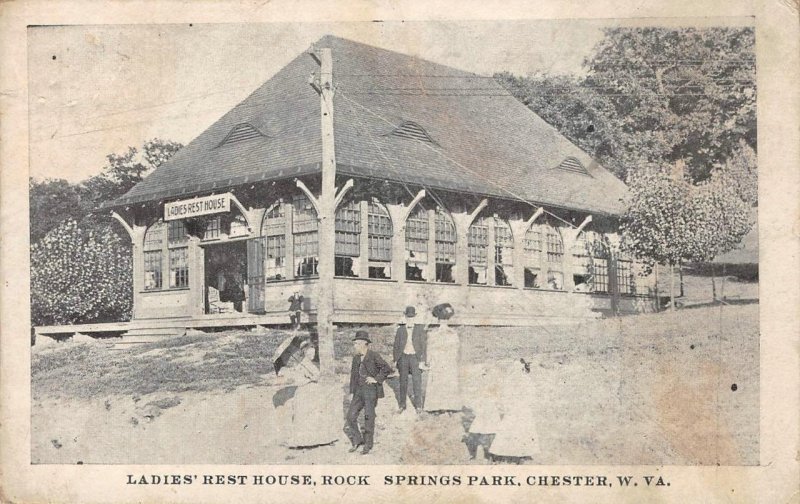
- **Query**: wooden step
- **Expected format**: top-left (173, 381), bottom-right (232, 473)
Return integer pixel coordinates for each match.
top-left (109, 327), bottom-right (187, 350)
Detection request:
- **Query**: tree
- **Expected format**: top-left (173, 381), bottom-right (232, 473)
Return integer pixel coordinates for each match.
top-left (620, 166), bottom-right (693, 308)
top-left (81, 138), bottom-right (183, 209)
top-left (496, 27), bottom-right (756, 184)
top-left (31, 219), bottom-right (132, 325)
top-left (585, 27), bottom-right (756, 182)
top-left (621, 163), bottom-right (755, 308)
top-left (688, 168), bottom-right (754, 299)
top-left (721, 139), bottom-right (758, 205)
top-left (29, 178), bottom-right (90, 243)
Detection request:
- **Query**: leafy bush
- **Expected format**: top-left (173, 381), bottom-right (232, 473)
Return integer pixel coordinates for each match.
top-left (31, 219), bottom-right (132, 325)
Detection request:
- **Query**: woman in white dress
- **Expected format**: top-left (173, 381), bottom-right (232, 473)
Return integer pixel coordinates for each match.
top-left (464, 365), bottom-right (502, 460)
top-left (277, 341), bottom-right (337, 449)
top-left (486, 357), bottom-right (541, 463)
top-left (423, 303), bottom-right (462, 413)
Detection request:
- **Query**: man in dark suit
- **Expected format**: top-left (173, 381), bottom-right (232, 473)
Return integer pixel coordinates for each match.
top-left (393, 306), bottom-right (428, 413)
top-left (344, 330), bottom-right (393, 455)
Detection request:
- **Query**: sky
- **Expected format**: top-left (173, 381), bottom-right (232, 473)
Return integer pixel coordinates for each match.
top-left (28, 18), bottom-right (753, 182)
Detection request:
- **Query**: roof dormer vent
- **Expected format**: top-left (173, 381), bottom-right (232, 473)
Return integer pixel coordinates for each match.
top-left (390, 121), bottom-right (435, 144)
top-left (218, 123), bottom-right (265, 147)
top-left (556, 157), bottom-right (592, 177)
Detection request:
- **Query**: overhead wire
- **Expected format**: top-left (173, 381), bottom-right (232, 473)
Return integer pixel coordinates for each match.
top-left (336, 88), bottom-right (579, 230)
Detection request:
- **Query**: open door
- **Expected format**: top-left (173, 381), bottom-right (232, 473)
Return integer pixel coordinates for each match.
top-left (247, 238), bottom-right (265, 314)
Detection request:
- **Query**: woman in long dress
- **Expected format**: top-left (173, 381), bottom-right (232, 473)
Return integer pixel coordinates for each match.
top-left (277, 341), bottom-right (337, 449)
top-left (423, 303), bottom-right (462, 413)
top-left (486, 357), bottom-right (541, 463)
top-left (464, 365), bottom-right (502, 460)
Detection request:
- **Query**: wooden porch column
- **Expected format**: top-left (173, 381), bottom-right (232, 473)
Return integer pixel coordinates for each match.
top-left (510, 208), bottom-right (544, 289)
top-left (426, 208), bottom-right (436, 282)
top-left (486, 218), bottom-right (496, 286)
top-left (386, 204), bottom-right (407, 285)
top-left (562, 228), bottom-right (578, 292)
top-left (111, 211), bottom-right (146, 319)
top-left (510, 220), bottom-right (527, 290)
top-left (283, 200), bottom-right (295, 280)
top-left (188, 236), bottom-right (205, 317)
top-left (562, 215), bottom-right (593, 292)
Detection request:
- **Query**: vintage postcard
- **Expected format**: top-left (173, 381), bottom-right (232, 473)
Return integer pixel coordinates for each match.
top-left (1, 1), bottom-right (798, 503)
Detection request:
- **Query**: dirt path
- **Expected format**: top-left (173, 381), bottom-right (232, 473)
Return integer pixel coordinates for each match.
top-left (32, 304), bottom-right (759, 465)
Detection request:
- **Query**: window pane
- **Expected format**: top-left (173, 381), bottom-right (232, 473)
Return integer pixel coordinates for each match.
top-left (468, 224), bottom-right (488, 265)
top-left (144, 222), bottom-right (166, 251)
top-left (524, 267), bottom-right (540, 288)
top-left (168, 220), bottom-right (188, 245)
top-left (144, 250), bottom-right (162, 290)
top-left (546, 225), bottom-right (564, 263)
top-left (169, 247), bottom-right (189, 288)
top-left (368, 202), bottom-right (392, 263)
top-left (203, 217), bottom-right (221, 240)
top-left (266, 235), bottom-right (286, 281)
top-left (435, 211), bottom-right (456, 266)
top-left (293, 195), bottom-right (319, 233)
top-left (294, 231), bottom-right (318, 277)
top-left (229, 214), bottom-right (249, 237)
top-left (335, 256), bottom-right (358, 277)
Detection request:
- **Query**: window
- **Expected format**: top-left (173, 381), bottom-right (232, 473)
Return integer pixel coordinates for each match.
top-left (524, 268), bottom-right (540, 289)
top-left (168, 220), bottom-right (188, 245)
top-left (143, 250), bottom-right (162, 290)
top-left (293, 195), bottom-right (318, 277)
top-left (262, 203), bottom-right (286, 281)
top-left (229, 214), bottom-right (249, 237)
top-left (203, 217), bottom-right (221, 240)
top-left (368, 201), bottom-right (392, 279)
top-left (405, 206), bottom-right (428, 281)
top-left (617, 255), bottom-right (634, 296)
top-left (468, 220), bottom-right (489, 285)
top-left (494, 218), bottom-right (514, 286)
top-left (169, 247), bottom-right (189, 288)
top-left (335, 200), bottom-right (361, 277)
top-left (573, 230), bottom-right (608, 293)
top-left (144, 222), bottom-right (166, 250)
top-left (143, 221), bottom-right (166, 290)
top-left (202, 212), bottom-right (249, 241)
top-left (545, 224), bottom-right (564, 290)
top-left (524, 225), bottom-right (542, 288)
top-left (166, 220), bottom-right (189, 289)
top-left (434, 209), bottom-right (456, 283)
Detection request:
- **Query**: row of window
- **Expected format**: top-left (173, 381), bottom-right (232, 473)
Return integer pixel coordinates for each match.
top-left (142, 196), bottom-right (634, 294)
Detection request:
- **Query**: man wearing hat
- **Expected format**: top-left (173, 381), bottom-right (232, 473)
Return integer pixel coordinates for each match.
top-left (344, 330), bottom-right (393, 455)
top-left (392, 305), bottom-right (428, 413)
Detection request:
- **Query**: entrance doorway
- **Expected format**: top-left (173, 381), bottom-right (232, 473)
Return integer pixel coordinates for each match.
top-left (204, 241), bottom-right (248, 314)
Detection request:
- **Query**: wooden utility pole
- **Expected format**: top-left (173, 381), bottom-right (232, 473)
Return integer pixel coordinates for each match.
top-left (311, 47), bottom-right (337, 381)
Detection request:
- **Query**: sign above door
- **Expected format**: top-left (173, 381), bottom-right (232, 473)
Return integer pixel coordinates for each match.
top-left (164, 193), bottom-right (232, 221)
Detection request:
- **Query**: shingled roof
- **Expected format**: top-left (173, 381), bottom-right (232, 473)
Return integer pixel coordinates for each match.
top-left (114, 35), bottom-right (628, 215)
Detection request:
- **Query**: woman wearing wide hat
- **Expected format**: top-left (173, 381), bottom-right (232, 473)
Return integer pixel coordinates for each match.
top-left (423, 303), bottom-right (462, 413)
top-left (273, 337), bottom-right (337, 449)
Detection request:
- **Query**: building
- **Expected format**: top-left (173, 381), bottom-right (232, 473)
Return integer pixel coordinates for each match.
top-left (39, 36), bottom-right (656, 339)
